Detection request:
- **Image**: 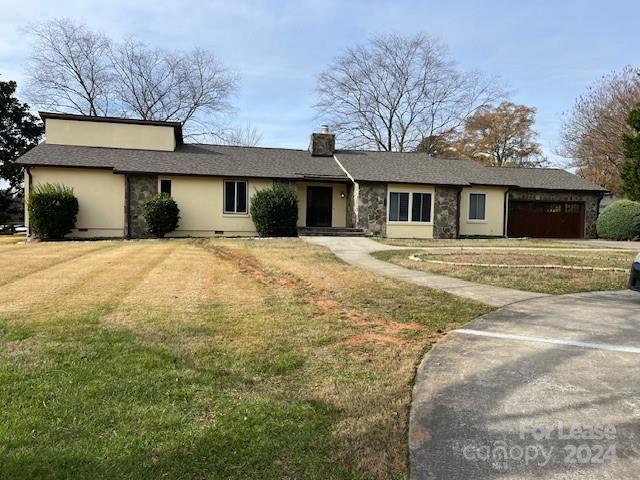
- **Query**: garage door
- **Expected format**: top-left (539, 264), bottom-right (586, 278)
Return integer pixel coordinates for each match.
top-left (507, 201), bottom-right (584, 238)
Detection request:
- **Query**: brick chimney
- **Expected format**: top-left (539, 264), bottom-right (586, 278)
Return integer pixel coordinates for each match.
top-left (309, 125), bottom-right (335, 156)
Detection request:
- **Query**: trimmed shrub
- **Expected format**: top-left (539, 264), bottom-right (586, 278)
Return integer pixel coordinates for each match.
top-left (27, 183), bottom-right (79, 240)
top-left (143, 193), bottom-right (180, 237)
top-left (250, 183), bottom-right (298, 237)
top-left (596, 199), bottom-right (640, 240)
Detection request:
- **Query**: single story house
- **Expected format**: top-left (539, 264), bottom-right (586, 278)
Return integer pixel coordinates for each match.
top-left (17, 112), bottom-right (607, 239)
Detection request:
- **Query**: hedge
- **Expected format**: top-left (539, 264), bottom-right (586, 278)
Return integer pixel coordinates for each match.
top-left (250, 184), bottom-right (298, 237)
top-left (596, 199), bottom-right (640, 240)
top-left (27, 183), bottom-right (79, 240)
top-left (143, 193), bottom-right (180, 237)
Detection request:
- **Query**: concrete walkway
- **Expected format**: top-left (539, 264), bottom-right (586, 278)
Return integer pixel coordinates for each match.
top-left (303, 236), bottom-right (546, 307)
top-left (562, 239), bottom-right (640, 251)
top-left (409, 290), bottom-right (640, 479)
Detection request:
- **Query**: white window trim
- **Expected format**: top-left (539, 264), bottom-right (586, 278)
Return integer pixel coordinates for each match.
top-left (387, 188), bottom-right (434, 225)
top-left (223, 179), bottom-right (249, 216)
top-left (158, 178), bottom-right (172, 195)
top-left (467, 192), bottom-right (487, 223)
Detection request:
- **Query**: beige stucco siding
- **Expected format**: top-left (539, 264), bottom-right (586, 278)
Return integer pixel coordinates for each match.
top-left (459, 186), bottom-right (507, 236)
top-left (29, 166), bottom-right (125, 238)
top-left (296, 182), bottom-right (348, 228)
top-left (159, 176), bottom-right (273, 236)
top-left (45, 118), bottom-right (176, 151)
top-left (385, 184), bottom-right (435, 239)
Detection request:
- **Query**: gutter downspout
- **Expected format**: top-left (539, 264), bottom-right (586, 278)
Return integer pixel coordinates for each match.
top-left (26, 166), bottom-right (32, 238)
top-left (455, 187), bottom-right (462, 238)
top-left (333, 153), bottom-right (358, 228)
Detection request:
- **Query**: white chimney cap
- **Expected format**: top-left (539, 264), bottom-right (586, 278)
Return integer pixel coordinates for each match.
top-left (320, 124), bottom-right (330, 134)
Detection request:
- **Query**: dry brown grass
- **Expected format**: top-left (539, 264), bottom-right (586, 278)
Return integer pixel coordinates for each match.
top-left (0, 234), bottom-right (26, 246)
top-left (0, 238), bottom-right (489, 479)
top-left (375, 248), bottom-right (634, 294)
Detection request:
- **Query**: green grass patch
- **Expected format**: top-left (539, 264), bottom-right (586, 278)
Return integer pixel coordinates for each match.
top-left (0, 239), bottom-right (489, 479)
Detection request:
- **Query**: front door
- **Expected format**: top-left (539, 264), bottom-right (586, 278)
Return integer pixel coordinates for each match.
top-left (306, 186), bottom-right (333, 227)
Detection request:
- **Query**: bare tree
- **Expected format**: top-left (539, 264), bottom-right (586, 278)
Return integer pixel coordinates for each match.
top-left (187, 123), bottom-right (263, 146)
top-left (453, 102), bottom-right (547, 167)
top-left (110, 39), bottom-right (237, 125)
top-left (25, 18), bottom-right (239, 136)
top-left (315, 33), bottom-right (504, 152)
top-left (559, 66), bottom-right (640, 193)
top-left (26, 18), bottom-right (113, 115)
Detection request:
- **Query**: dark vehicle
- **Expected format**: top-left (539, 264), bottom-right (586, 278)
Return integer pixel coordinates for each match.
top-left (630, 253), bottom-right (640, 292)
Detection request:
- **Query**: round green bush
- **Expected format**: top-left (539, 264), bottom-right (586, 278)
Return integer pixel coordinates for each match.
top-left (250, 183), bottom-right (298, 237)
top-left (143, 193), bottom-right (180, 237)
top-left (28, 183), bottom-right (79, 240)
top-left (596, 199), bottom-right (640, 240)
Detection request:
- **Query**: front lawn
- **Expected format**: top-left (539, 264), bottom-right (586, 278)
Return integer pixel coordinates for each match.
top-left (374, 248), bottom-right (635, 294)
top-left (0, 234), bottom-right (25, 245)
top-left (0, 238), bottom-right (490, 479)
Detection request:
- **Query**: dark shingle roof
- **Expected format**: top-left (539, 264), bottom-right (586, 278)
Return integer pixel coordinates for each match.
top-left (17, 143), bottom-right (606, 192)
top-left (335, 150), bottom-right (606, 192)
top-left (335, 151), bottom-right (481, 185)
top-left (17, 143), bottom-right (348, 181)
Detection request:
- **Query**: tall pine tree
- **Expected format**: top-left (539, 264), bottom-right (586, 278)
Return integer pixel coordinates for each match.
top-left (0, 80), bottom-right (43, 193)
top-left (621, 106), bottom-right (640, 201)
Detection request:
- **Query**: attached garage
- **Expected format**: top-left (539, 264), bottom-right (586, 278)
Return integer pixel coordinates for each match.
top-left (507, 201), bottom-right (585, 238)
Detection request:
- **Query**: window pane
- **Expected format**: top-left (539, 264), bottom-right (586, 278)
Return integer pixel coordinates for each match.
top-left (470, 193), bottom-right (486, 220)
top-left (160, 179), bottom-right (171, 195)
top-left (399, 193), bottom-right (409, 221)
top-left (565, 203), bottom-right (581, 214)
top-left (411, 193), bottom-right (431, 222)
top-left (389, 193), bottom-right (399, 221)
top-left (224, 181), bottom-right (236, 212)
top-left (236, 181), bottom-right (247, 213)
top-left (422, 193), bottom-right (432, 222)
top-left (544, 203), bottom-right (562, 213)
top-left (412, 193), bottom-right (422, 222)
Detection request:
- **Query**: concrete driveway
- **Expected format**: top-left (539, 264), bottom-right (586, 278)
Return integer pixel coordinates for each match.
top-left (410, 290), bottom-right (640, 479)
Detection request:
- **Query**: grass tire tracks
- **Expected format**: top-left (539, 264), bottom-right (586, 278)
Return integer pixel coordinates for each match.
top-left (0, 243), bottom-right (117, 288)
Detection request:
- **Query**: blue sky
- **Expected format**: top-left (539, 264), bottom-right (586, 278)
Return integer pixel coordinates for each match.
top-left (1, 0), bottom-right (639, 166)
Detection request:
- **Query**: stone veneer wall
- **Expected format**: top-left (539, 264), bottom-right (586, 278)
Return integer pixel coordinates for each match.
top-left (433, 186), bottom-right (460, 239)
top-left (509, 189), bottom-right (602, 239)
top-left (125, 174), bottom-right (158, 238)
top-left (354, 181), bottom-right (387, 235)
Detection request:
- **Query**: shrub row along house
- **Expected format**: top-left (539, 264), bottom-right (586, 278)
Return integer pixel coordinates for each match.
top-left (17, 112), bottom-right (606, 239)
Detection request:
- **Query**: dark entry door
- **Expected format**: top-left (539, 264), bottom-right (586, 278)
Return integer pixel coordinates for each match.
top-left (508, 201), bottom-right (584, 238)
top-left (306, 186), bottom-right (333, 227)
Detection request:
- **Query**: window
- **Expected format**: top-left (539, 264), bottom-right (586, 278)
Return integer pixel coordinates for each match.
top-left (411, 193), bottom-right (432, 222)
top-left (469, 193), bottom-right (486, 220)
top-left (544, 203), bottom-right (562, 213)
top-left (160, 179), bottom-right (171, 195)
top-left (224, 180), bottom-right (248, 214)
top-left (565, 203), bottom-right (581, 214)
top-left (389, 192), bottom-right (409, 221)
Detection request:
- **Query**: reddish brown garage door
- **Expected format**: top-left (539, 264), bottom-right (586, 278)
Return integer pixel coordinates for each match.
top-left (507, 201), bottom-right (585, 238)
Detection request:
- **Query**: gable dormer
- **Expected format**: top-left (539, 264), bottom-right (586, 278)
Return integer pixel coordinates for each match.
top-left (41, 112), bottom-right (183, 151)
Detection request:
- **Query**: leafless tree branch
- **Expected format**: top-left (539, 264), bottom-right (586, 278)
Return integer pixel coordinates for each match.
top-left (559, 66), bottom-right (640, 193)
top-left (315, 33), bottom-right (504, 152)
